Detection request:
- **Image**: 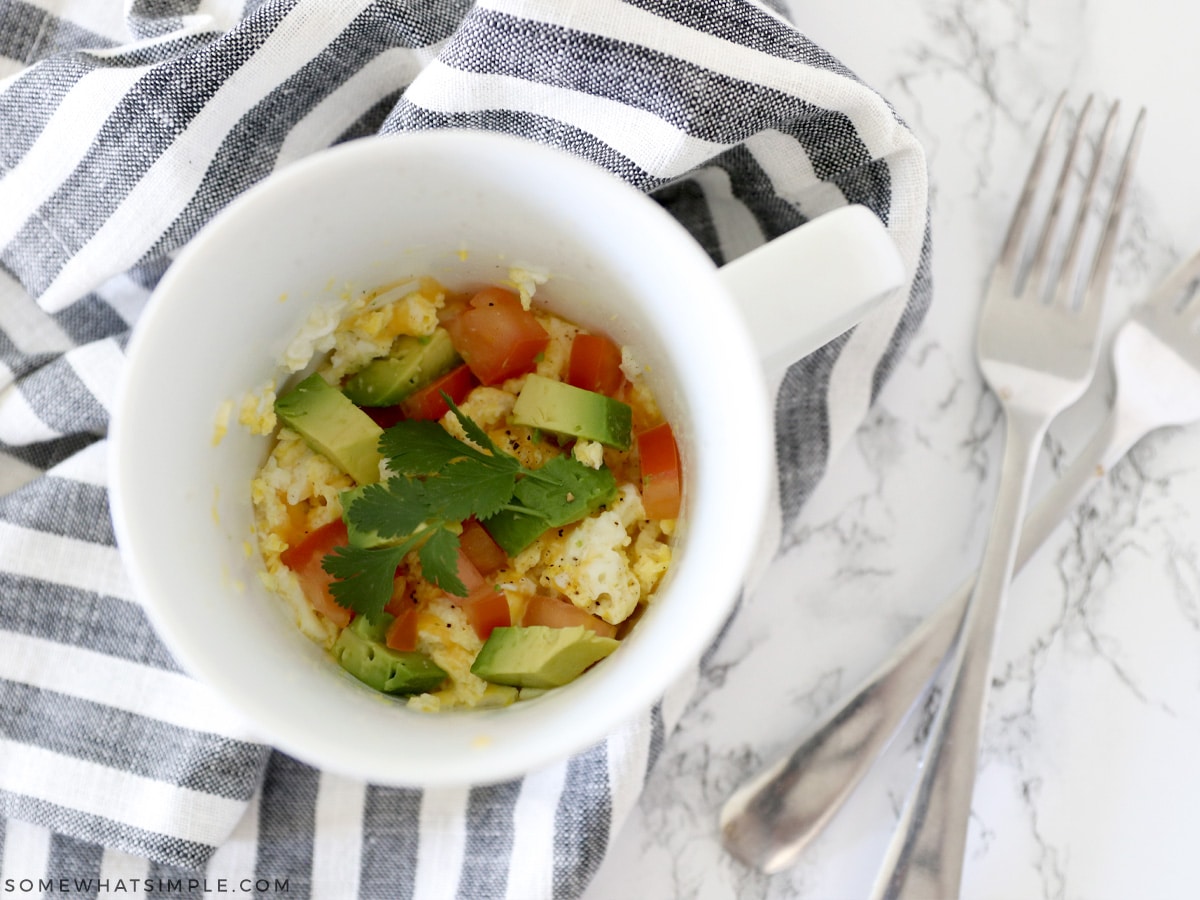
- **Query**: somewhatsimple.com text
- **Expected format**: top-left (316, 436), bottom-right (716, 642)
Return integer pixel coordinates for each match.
top-left (3, 878), bottom-right (289, 894)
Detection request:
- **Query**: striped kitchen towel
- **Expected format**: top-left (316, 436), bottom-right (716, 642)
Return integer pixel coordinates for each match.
top-left (0, 0), bottom-right (930, 896)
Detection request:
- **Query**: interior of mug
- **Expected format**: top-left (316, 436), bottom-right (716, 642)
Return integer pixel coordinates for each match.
top-left (110, 131), bottom-right (772, 785)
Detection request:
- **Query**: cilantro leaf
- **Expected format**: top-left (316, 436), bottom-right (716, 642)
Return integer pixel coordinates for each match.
top-left (378, 418), bottom-right (518, 519)
top-left (419, 459), bottom-right (517, 521)
top-left (381, 419), bottom-right (512, 476)
top-left (444, 395), bottom-right (502, 456)
top-left (515, 456), bottom-right (618, 525)
top-left (344, 478), bottom-right (431, 540)
top-left (324, 544), bottom-right (408, 623)
top-left (417, 526), bottom-right (466, 596)
top-left (483, 458), bottom-right (618, 556)
top-left (335, 402), bottom-right (622, 606)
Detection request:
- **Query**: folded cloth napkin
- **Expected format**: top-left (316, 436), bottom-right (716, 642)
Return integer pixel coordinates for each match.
top-left (0, 0), bottom-right (931, 895)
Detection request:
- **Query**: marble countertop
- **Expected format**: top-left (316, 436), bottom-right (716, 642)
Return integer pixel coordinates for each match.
top-left (585, 0), bottom-right (1200, 898)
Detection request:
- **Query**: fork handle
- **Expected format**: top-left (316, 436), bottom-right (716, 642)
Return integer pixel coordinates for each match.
top-left (870, 407), bottom-right (1048, 898)
top-left (719, 393), bottom-right (1142, 873)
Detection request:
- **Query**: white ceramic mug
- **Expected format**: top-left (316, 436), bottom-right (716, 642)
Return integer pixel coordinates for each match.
top-left (109, 130), bottom-right (904, 786)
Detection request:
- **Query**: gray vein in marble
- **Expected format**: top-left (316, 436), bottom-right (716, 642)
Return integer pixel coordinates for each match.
top-left (962, 385), bottom-right (1003, 485)
top-left (685, 642), bottom-right (763, 726)
top-left (635, 742), bottom-right (782, 900)
top-left (981, 450), bottom-right (1170, 759)
top-left (941, 433), bottom-right (1194, 896)
top-left (1017, 776), bottom-right (1065, 900)
top-left (1060, 469), bottom-right (1164, 709)
top-left (1164, 539), bottom-right (1200, 633)
top-left (890, 0), bottom-right (1056, 201)
top-left (778, 468), bottom-right (894, 561)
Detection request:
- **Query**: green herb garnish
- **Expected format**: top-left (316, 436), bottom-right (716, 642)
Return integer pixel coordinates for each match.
top-left (324, 398), bottom-right (617, 624)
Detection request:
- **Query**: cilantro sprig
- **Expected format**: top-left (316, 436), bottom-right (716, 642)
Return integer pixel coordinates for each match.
top-left (323, 399), bottom-right (617, 624)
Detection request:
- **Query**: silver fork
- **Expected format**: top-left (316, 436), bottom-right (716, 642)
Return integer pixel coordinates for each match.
top-left (720, 239), bottom-right (1200, 877)
top-left (720, 95), bottom-right (1146, 885)
top-left (871, 96), bottom-right (1145, 898)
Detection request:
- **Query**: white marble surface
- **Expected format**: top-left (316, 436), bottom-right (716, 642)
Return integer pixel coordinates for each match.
top-left (585, 1), bottom-right (1200, 897)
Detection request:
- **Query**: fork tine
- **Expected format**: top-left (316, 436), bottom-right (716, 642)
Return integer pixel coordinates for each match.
top-left (1023, 95), bottom-right (1095, 301)
top-left (1070, 104), bottom-right (1146, 321)
top-left (1050, 100), bottom-right (1121, 310)
top-left (994, 93), bottom-right (1067, 288)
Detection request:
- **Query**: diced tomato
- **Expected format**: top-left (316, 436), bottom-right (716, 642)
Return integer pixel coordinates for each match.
top-left (567, 333), bottom-right (625, 397)
top-left (438, 293), bottom-right (472, 324)
top-left (459, 518), bottom-right (508, 575)
top-left (363, 404), bottom-right (407, 429)
top-left (279, 520), bottom-right (353, 628)
top-left (385, 606), bottom-right (419, 651)
top-left (444, 288), bottom-right (549, 385)
top-left (458, 585), bottom-right (511, 640)
top-left (636, 422), bottom-right (682, 520)
top-left (383, 572), bottom-right (412, 617)
top-left (521, 593), bottom-right (617, 638)
top-left (454, 547), bottom-right (486, 594)
top-left (469, 286), bottom-right (524, 310)
top-left (400, 363), bottom-right (477, 420)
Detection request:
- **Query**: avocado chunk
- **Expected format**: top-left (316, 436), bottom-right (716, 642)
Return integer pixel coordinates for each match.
top-left (342, 329), bottom-right (460, 407)
top-left (511, 374), bottom-right (632, 450)
top-left (479, 505), bottom-right (547, 558)
top-left (476, 683), bottom-right (521, 708)
top-left (275, 373), bottom-right (383, 484)
top-left (346, 613), bottom-right (390, 643)
top-left (332, 614), bottom-right (448, 695)
top-left (470, 625), bottom-right (619, 689)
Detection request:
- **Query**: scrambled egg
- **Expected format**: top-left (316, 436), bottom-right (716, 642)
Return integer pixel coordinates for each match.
top-left (251, 428), bottom-right (351, 646)
top-left (505, 263), bottom-right (550, 310)
top-left (540, 485), bottom-right (657, 625)
top-left (406, 594), bottom-right (489, 712)
top-left (238, 379), bottom-right (278, 435)
top-left (572, 439), bottom-right (604, 469)
top-left (439, 387), bottom-right (514, 443)
top-left (530, 312), bottom-right (578, 381)
top-left (328, 279), bottom-right (444, 380)
top-left (248, 273), bottom-right (675, 711)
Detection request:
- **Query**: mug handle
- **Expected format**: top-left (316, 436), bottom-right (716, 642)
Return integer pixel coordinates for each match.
top-left (717, 205), bottom-right (907, 384)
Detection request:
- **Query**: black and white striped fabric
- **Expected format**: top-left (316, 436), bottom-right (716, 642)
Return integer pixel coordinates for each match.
top-left (0, 0), bottom-right (931, 895)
